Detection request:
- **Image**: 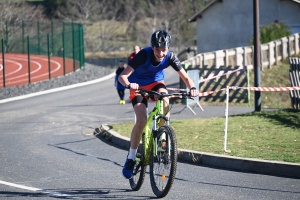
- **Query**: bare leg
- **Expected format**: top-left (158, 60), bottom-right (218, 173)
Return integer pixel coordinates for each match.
top-left (130, 103), bottom-right (147, 149)
top-left (123, 103), bottom-right (147, 179)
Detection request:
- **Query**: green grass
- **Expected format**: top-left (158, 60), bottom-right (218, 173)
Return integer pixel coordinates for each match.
top-left (112, 109), bottom-right (300, 163)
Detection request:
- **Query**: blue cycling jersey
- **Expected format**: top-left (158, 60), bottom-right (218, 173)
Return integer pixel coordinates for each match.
top-left (128, 46), bottom-right (170, 86)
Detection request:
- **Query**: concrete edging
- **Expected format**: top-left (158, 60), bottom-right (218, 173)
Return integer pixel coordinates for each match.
top-left (95, 124), bottom-right (300, 178)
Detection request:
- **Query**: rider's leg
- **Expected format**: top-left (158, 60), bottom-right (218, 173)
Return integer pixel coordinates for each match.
top-left (127, 96), bottom-right (148, 160)
top-left (129, 103), bottom-right (147, 149)
top-left (123, 93), bottom-right (148, 179)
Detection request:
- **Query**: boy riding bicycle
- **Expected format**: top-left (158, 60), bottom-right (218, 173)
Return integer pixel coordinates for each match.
top-left (118, 30), bottom-right (199, 179)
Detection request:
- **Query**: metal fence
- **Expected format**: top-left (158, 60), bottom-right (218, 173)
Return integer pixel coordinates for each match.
top-left (179, 65), bottom-right (249, 104)
top-left (289, 57), bottom-right (300, 109)
top-left (0, 20), bottom-right (85, 88)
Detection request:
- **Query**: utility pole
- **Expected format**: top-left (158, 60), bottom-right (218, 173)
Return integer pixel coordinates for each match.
top-left (253, 0), bottom-right (261, 111)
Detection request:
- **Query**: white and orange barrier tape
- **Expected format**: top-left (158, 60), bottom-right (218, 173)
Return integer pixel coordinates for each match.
top-left (231, 86), bottom-right (300, 92)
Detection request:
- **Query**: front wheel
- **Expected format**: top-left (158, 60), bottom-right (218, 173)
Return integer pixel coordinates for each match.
top-left (149, 125), bottom-right (177, 198)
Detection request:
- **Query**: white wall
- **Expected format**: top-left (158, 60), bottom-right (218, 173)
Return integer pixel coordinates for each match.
top-left (196, 0), bottom-right (300, 54)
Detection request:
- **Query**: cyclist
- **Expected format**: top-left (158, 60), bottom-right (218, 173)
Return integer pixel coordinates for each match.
top-left (118, 30), bottom-right (199, 179)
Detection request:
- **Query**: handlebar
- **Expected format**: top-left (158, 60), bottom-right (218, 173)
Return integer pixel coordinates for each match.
top-left (136, 88), bottom-right (193, 100)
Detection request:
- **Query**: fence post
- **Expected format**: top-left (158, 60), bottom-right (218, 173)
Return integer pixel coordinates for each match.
top-left (37, 21), bottom-right (40, 55)
top-left (22, 21), bottom-right (25, 53)
top-left (295, 34), bottom-right (300, 55)
top-left (287, 36), bottom-right (291, 57)
top-left (274, 41), bottom-right (278, 66)
top-left (62, 22), bottom-right (66, 75)
top-left (215, 50), bottom-right (223, 68)
top-left (243, 47), bottom-right (247, 67)
top-left (224, 86), bottom-right (230, 153)
top-left (2, 39), bottom-right (5, 88)
top-left (51, 21), bottom-right (54, 55)
top-left (72, 22), bottom-right (76, 71)
top-left (268, 43), bottom-right (272, 69)
top-left (27, 36), bottom-right (31, 84)
top-left (5, 20), bottom-right (8, 50)
top-left (79, 25), bottom-right (85, 68)
top-left (47, 34), bottom-right (51, 80)
top-left (281, 37), bottom-right (287, 62)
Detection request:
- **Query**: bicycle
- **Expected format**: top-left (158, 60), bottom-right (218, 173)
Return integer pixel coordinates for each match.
top-left (128, 88), bottom-right (191, 198)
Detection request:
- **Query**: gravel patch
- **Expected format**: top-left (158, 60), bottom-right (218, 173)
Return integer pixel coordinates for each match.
top-left (0, 63), bottom-right (115, 100)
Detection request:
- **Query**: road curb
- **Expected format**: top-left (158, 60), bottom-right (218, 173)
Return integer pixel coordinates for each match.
top-left (95, 124), bottom-right (300, 179)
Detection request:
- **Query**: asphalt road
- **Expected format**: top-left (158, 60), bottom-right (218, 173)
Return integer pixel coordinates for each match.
top-left (0, 68), bottom-right (299, 199)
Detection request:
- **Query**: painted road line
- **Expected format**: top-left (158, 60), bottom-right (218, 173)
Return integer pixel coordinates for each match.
top-left (0, 72), bottom-right (115, 104)
top-left (0, 180), bottom-right (71, 197)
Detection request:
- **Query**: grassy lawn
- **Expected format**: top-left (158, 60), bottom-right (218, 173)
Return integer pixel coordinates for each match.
top-left (111, 109), bottom-right (300, 164)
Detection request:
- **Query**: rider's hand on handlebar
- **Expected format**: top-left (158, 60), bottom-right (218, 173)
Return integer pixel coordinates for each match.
top-left (189, 87), bottom-right (199, 97)
top-left (127, 83), bottom-right (139, 90)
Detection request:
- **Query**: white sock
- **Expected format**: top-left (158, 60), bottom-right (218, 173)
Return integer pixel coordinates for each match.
top-left (127, 147), bottom-right (137, 160)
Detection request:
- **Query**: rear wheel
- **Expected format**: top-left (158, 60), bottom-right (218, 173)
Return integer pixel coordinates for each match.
top-left (149, 125), bottom-right (177, 198)
top-left (129, 133), bottom-right (146, 191)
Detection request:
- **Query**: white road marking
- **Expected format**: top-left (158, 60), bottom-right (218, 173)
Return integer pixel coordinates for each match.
top-left (0, 72), bottom-right (115, 104)
top-left (0, 180), bottom-right (71, 197)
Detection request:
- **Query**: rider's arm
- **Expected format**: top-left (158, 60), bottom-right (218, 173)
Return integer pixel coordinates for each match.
top-left (177, 69), bottom-right (199, 97)
top-left (118, 50), bottom-right (147, 89)
top-left (169, 52), bottom-right (199, 97)
top-left (118, 65), bottom-right (135, 89)
top-left (177, 69), bottom-right (195, 89)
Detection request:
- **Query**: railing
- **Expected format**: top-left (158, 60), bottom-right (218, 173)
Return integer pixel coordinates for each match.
top-left (289, 57), bottom-right (300, 109)
top-left (182, 33), bottom-right (300, 70)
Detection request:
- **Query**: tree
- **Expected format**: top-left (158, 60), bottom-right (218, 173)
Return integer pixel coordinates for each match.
top-left (0, 0), bottom-right (44, 51)
top-left (19, 0), bottom-right (213, 55)
top-left (42, 0), bottom-right (72, 19)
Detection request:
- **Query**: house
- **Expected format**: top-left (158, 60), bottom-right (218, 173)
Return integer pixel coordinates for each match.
top-left (188, 0), bottom-right (300, 54)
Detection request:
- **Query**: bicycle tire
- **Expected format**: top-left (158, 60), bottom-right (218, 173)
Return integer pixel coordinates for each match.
top-left (129, 133), bottom-right (147, 191)
top-left (149, 125), bottom-right (177, 198)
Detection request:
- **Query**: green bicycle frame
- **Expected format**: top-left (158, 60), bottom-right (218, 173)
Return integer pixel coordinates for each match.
top-left (143, 98), bottom-right (169, 165)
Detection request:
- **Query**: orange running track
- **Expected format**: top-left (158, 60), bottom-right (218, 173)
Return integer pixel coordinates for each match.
top-left (0, 53), bottom-right (76, 88)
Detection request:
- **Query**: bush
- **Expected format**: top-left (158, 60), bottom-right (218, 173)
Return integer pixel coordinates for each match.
top-left (260, 21), bottom-right (291, 44)
top-left (250, 20), bottom-right (291, 45)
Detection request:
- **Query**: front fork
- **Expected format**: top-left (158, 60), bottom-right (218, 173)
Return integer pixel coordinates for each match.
top-left (152, 115), bottom-right (171, 163)
top-left (144, 99), bottom-right (170, 165)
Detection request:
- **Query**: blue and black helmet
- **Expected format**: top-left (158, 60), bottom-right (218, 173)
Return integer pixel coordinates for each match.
top-left (150, 30), bottom-right (171, 48)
